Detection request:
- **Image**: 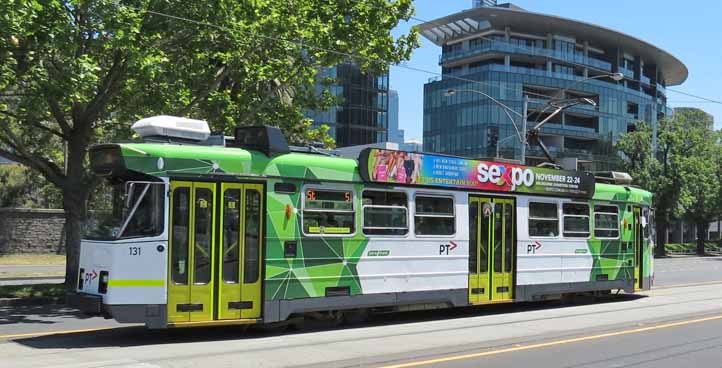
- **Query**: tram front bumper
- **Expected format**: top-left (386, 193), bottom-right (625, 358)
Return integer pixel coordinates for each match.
top-left (67, 293), bottom-right (103, 315)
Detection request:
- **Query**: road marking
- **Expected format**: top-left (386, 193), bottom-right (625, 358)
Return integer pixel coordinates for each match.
top-left (379, 314), bottom-right (722, 368)
top-left (0, 326), bottom-right (122, 340)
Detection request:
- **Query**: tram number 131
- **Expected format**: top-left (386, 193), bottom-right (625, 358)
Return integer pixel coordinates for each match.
top-left (129, 246), bottom-right (141, 256)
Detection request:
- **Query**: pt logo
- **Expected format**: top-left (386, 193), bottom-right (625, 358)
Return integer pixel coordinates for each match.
top-left (440, 241), bottom-right (458, 255)
top-left (527, 241), bottom-right (542, 254)
top-left (84, 270), bottom-right (98, 284)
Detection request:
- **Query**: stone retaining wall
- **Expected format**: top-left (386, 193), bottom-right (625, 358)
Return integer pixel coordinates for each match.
top-left (0, 208), bottom-right (65, 254)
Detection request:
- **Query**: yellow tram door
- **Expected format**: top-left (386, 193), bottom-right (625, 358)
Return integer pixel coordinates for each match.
top-left (490, 198), bottom-right (514, 301)
top-left (167, 181), bottom-right (217, 323)
top-left (633, 207), bottom-right (642, 290)
top-left (468, 197), bottom-right (490, 304)
top-left (218, 183), bottom-right (264, 320)
top-left (469, 197), bottom-right (514, 304)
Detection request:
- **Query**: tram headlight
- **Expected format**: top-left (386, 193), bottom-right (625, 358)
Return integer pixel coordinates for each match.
top-left (98, 271), bottom-right (109, 294)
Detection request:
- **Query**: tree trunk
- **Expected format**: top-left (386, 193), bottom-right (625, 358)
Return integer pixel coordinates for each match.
top-left (696, 221), bottom-right (707, 256)
top-left (62, 133), bottom-right (92, 291)
top-left (63, 202), bottom-right (81, 291)
top-left (63, 184), bottom-right (89, 291)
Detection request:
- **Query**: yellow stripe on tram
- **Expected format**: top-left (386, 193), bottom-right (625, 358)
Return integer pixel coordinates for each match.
top-left (107, 279), bottom-right (165, 287)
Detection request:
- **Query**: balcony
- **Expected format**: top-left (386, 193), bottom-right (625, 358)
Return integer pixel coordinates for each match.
top-left (540, 124), bottom-right (600, 140)
top-left (526, 146), bottom-right (596, 161)
top-left (440, 40), bottom-right (612, 72)
top-left (563, 148), bottom-right (595, 161)
top-left (426, 64), bottom-right (657, 101)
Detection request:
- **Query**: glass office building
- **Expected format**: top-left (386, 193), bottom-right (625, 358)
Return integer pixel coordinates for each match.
top-left (387, 89), bottom-right (406, 144)
top-left (419, 3), bottom-right (687, 170)
top-left (306, 63), bottom-right (390, 147)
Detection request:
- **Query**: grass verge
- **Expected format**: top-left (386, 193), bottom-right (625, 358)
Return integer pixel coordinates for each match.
top-left (0, 283), bottom-right (67, 299)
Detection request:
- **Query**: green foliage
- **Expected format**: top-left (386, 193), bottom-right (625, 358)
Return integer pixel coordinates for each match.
top-left (617, 108), bottom-right (721, 254)
top-left (0, 164), bottom-right (61, 208)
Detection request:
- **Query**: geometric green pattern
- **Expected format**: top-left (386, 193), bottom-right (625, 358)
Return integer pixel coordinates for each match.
top-left (264, 180), bottom-right (368, 300)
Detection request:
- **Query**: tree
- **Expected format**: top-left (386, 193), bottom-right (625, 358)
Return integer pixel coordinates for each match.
top-left (0, 0), bottom-right (419, 289)
top-left (617, 108), bottom-right (719, 257)
top-left (675, 109), bottom-right (719, 255)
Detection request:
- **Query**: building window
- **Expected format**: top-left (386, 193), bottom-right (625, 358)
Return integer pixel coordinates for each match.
top-left (563, 203), bottom-right (590, 238)
top-left (594, 205), bottom-right (619, 238)
top-left (415, 196), bottom-right (455, 236)
top-left (362, 190), bottom-right (408, 236)
top-left (529, 202), bottom-right (559, 237)
top-left (303, 188), bottom-right (355, 235)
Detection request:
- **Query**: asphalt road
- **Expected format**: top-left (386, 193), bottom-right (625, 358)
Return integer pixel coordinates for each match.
top-left (653, 256), bottom-right (722, 286)
top-left (406, 314), bottom-right (722, 368)
top-left (0, 256), bottom-right (720, 368)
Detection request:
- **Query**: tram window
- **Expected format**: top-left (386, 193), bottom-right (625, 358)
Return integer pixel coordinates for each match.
top-left (303, 188), bottom-right (355, 235)
top-left (563, 203), bottom-right (590, 238)
top-left (171, 187), bottom-right (190, 285)
top-left (194, 188), bottom-right (213, 284)
top-left (414, 196), bottom-right (455, 236)
top-left (222, 189), bottom-right (241, 284)
top-left (594, 205), bottom-right (619, 238)
top-left (529, 202), bottom-right (559, 237)
top-left (642, 208), bottom-right (650, 239)
top-left (362, 190), bottom-right (408, 236)
top-left (244, 189), bottom-right (261, 284)
top-left (122, 184), bottom-right (165, 238)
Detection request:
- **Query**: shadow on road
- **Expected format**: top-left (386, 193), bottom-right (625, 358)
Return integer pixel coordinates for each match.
top-left (11, 293), bottom-right (647, 350)
top-left (0, 304), bottom-right (95, 325)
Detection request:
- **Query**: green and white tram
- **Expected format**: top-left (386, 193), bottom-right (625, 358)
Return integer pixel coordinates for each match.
top-left (69, 116), bottom-right (654, 328)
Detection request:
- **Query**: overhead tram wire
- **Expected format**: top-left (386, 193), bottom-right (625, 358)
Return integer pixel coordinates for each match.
top-left (127, 7), bottom-right (554, 101)
top-left (666, 89), bottom-right (722, 105)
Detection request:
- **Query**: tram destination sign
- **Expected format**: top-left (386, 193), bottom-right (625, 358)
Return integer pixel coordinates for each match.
top-left (359, 149), bottom-right (595, 198)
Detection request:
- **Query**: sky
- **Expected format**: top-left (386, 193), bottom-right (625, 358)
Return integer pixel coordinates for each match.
top-left (389, 0), bottom-right (722, 142)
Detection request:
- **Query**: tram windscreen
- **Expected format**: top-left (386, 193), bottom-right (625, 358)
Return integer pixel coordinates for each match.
top-left (83, 180), bottom-right (165, 240)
